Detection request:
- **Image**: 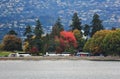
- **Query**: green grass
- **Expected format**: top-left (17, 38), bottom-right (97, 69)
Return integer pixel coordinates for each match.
top-left (0, 51), bottom-right (12, 57)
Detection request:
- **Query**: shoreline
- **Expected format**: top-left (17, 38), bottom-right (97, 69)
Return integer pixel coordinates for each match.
top-left (0, 56), bottom-right (120, 61)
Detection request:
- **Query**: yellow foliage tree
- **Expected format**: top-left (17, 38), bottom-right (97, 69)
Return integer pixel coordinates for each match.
top-left (83, 30), bottom-right (112, 55)
top-left (23, 42), bottom-right (29, 52)
top-left (103, 29), bottom-right (120, 56)
top-left (73, 29), bottom-right (85, 50)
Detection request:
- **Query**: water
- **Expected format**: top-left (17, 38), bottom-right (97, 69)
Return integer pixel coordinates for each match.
top-left (0, 60), bottom-right (120, 79)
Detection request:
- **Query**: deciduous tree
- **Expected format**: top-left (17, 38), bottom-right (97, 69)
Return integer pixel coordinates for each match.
top-left (83, 30), bottom-right (112, 56)
top-left (2, 35), bottom-right (22, 51)
top-left (73, 29), bottom-right (85, 50)
top-left (60, 31), bottom-right (77, 53)
top-left (103, 29), bottom-right (120, 56)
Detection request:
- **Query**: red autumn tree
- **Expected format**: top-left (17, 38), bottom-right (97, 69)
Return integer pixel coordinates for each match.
top-left (60, 31), bottom-right (77, 50)
top-left (30, 46), bottom-right (39, 55)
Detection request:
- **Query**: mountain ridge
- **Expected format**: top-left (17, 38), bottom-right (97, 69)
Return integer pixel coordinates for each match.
top-left (0, 0), bottom-right (120, 39)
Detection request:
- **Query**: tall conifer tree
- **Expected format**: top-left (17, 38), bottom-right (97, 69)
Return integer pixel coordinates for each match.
top-left (70, 12), bottom-right (82, 31)
top-left (51, 17), bottom-right (64, 38)
top-left (24, 25), bottom-right (32, 36)
top-left (34, 19), bottom-right (43, 39)
top-left (7, 29), bottom-right (17, 35)
top-left (84, 24), bottom-right (90, 36)
top-left (91, 13), bottom-right (104, 37)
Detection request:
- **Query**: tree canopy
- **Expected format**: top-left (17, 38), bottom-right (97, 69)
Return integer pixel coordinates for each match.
top-left (83, 29), bottom-right (120, 56)
top-left (103, 29), bottom-right (120, 56)
top-left (2, 35), bottom-right (22, 51)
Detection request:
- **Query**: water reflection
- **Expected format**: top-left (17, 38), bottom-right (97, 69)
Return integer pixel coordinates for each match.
top-left (0, 60), bottom-right (120, 79)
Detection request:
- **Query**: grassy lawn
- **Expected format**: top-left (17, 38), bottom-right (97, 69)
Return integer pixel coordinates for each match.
top-left (0, 51), bottom-right (12, 57)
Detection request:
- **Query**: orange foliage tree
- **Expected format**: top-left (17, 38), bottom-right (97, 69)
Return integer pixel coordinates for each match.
top-left (59, 31), bottom-right (77, 53)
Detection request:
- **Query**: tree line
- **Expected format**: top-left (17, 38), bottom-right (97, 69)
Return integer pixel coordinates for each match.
top-left (0, 12), bottom-right (119, 56)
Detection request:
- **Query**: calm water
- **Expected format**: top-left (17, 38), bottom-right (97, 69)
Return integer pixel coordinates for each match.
top-left (0, 60), bottom-right (120, 79)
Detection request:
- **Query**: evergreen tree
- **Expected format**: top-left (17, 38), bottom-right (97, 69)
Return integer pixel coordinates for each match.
top-left (51, 17), bottom-right (64, 38)
top-left (31, 37), bottom-right (43, 55)
top-left (55, 17), bottom-right (64, 31)
top-left (31, 19), bottom-right (44, 54)
top-left (111, 27), bottom-right (116, 30)
top-left (34, 19), bottom-right (43, 39)
top-left (84, 24), bottom-right (90, 36)
top-left (24, 25), bottom-right (32, 36)
top-left (23, 25), bottom-right (33, 52)
top-left (91, 13), bottom-right (104, 37)
top-left (24, 25), bottom-right (33, 42)
top-left (7, 29), bottom-right (17, 35)
top-left (42, 33), bottom-right (50, 54)
top-left (70, 12), bottom-right (82, 31)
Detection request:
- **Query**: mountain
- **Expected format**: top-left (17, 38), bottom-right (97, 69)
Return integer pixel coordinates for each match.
top-left (0, 0), bottom-right (120, 39)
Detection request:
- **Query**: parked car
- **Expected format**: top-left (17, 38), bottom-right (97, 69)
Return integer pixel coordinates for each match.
top-left (76, 52), bottom-right (90, 56)
top-left (45, 52), bottom-right (57, 56)
top-left (8, 53), bottom-right (17, 57)
top-left (61, 52), bottom-right (71, 56)
top-left (9, 53), bottom-right (31, 57)
top-left (45, 52), bottom-right (71, 56)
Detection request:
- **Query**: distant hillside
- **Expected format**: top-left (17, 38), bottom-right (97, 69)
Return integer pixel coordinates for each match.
top-left (0, 0), bottom-right (120, 39)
